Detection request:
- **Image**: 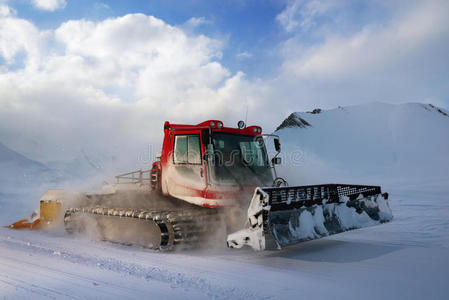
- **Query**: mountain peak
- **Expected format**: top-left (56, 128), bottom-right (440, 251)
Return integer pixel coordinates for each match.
top-left (276, 113), bottom-right (312, 131)
top-left (275, 102), bottom-right (448, 132)
top-left (426, 103), bottom-right (449, 117)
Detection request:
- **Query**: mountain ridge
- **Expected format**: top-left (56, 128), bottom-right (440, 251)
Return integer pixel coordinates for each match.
top-left (275, 102), bottom-right (449, 185)
top-left (276, 102), bottom-right (449, 131)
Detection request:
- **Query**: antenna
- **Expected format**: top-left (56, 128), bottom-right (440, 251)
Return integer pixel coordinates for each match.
top-left (244, 100), bottom-right (248, 125)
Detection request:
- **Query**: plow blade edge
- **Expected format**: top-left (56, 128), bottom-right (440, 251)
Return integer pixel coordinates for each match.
top-left (227, 184), bottom-right (393, 251)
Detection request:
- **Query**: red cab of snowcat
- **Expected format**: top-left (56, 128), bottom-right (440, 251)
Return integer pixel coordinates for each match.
top-left (152, 120), bottom-right (274, 208)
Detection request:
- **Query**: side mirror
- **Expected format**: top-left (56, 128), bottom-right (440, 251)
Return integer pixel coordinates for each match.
top-left (274, 138), bottom-right (281, 152)
top-left (272, 157), bottom-right (281, 165)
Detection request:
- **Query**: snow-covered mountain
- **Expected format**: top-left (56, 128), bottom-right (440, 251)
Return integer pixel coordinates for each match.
top-left (0, 142), bottom-right (61, 192)
top-left (0, 142), bottom-right (130, 222)
top-left (45, 150), bottom-right (118, 180)
top-left (0, 142), bottom-right (63, 221)
top-left (275, 102), bottom-right (449, 186)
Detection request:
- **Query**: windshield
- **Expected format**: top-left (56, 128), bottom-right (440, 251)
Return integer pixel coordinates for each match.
top-left (208, 133), bottom-right (273, 187)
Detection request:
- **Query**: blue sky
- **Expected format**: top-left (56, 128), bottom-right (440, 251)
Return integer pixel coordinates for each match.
top-left (6, 0), bottom-right (398, 78)
top-left (0, 0), bottom-right (448, 163)
top-left (11, 0), bottom-right (286, 77)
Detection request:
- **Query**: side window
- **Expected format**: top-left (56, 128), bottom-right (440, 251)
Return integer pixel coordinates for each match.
top-left (188, 135), bottom-right (201, 164)
top-left (174, 135), bottom-right (201, 164)
top-left (174, 136), bottom-right (188, 163)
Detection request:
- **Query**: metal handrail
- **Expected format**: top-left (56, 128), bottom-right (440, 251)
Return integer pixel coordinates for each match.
top-left (115, 169), bottom-right (151, 184)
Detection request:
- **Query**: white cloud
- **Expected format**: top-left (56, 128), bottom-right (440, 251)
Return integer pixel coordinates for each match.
top-left (236, 51), bottom-right (252, 59)
top-left (271, 0), bottom-right (449, 110)
top-left (0, 7), bottom-right (46, 66)
top-left (32, 0), bottom-right (66, 12)
top-left (276, 0), bottom-right (335, 32)
top-left (184, 17), bottom-right (210, 28)
top-left (0, 4), bottom-right (16, 17)
top-left (0, 11), bottom-right (253, 167)
top-left (180, 17), bottom-right (212, 35)
top-left (283, 1), bottom-right (448, 77)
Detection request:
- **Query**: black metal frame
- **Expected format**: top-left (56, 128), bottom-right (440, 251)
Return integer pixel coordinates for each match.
top-left (262, 184), bottom-right (382, 211)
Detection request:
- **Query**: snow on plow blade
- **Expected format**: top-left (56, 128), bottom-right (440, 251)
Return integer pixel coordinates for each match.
top-left (227, 184), bottom-right (393, 251)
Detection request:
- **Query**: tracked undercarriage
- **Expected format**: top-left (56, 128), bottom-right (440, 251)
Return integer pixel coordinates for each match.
top-left (64, 206), bottom-right (223, 250)
top-left (63, 190), bottom-right (228, 250)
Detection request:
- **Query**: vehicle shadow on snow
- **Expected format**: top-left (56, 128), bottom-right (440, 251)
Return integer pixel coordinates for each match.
top-left (262, 238), bottom-right (403, 263)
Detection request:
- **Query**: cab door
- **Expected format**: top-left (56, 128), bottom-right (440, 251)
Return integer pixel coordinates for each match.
top-left (166, 133), bottom-right (207, 203)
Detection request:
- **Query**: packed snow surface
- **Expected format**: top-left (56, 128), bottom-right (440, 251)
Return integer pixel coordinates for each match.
top-left (1, 183), bottom-right (448, 299)
top-left (1, 102), bottom-right (448, 299)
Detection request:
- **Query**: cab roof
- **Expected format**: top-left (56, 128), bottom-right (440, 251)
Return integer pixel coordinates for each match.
top-left (164, 120), bottom-right (262, 136)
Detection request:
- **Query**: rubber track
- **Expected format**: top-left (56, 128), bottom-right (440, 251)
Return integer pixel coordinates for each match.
top-left (64, 206), bottom-right (220, 250)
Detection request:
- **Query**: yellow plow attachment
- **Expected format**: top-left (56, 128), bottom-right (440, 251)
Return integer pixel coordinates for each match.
top-left (5, 190), bottom-right (63, 231)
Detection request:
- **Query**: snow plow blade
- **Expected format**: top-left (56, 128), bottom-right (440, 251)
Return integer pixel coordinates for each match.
top-left (4, 192), bottom-right (63, 231)
top-left (4, 218), bottom-right (41, 230)
top-left (227, 184), bottom-right (393, 251)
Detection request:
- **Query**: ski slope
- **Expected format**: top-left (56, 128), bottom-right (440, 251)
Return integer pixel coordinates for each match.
top-left (1, 102), bottom-right (449, 299)
top-left (1, 183), bottom-right (448, 299)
